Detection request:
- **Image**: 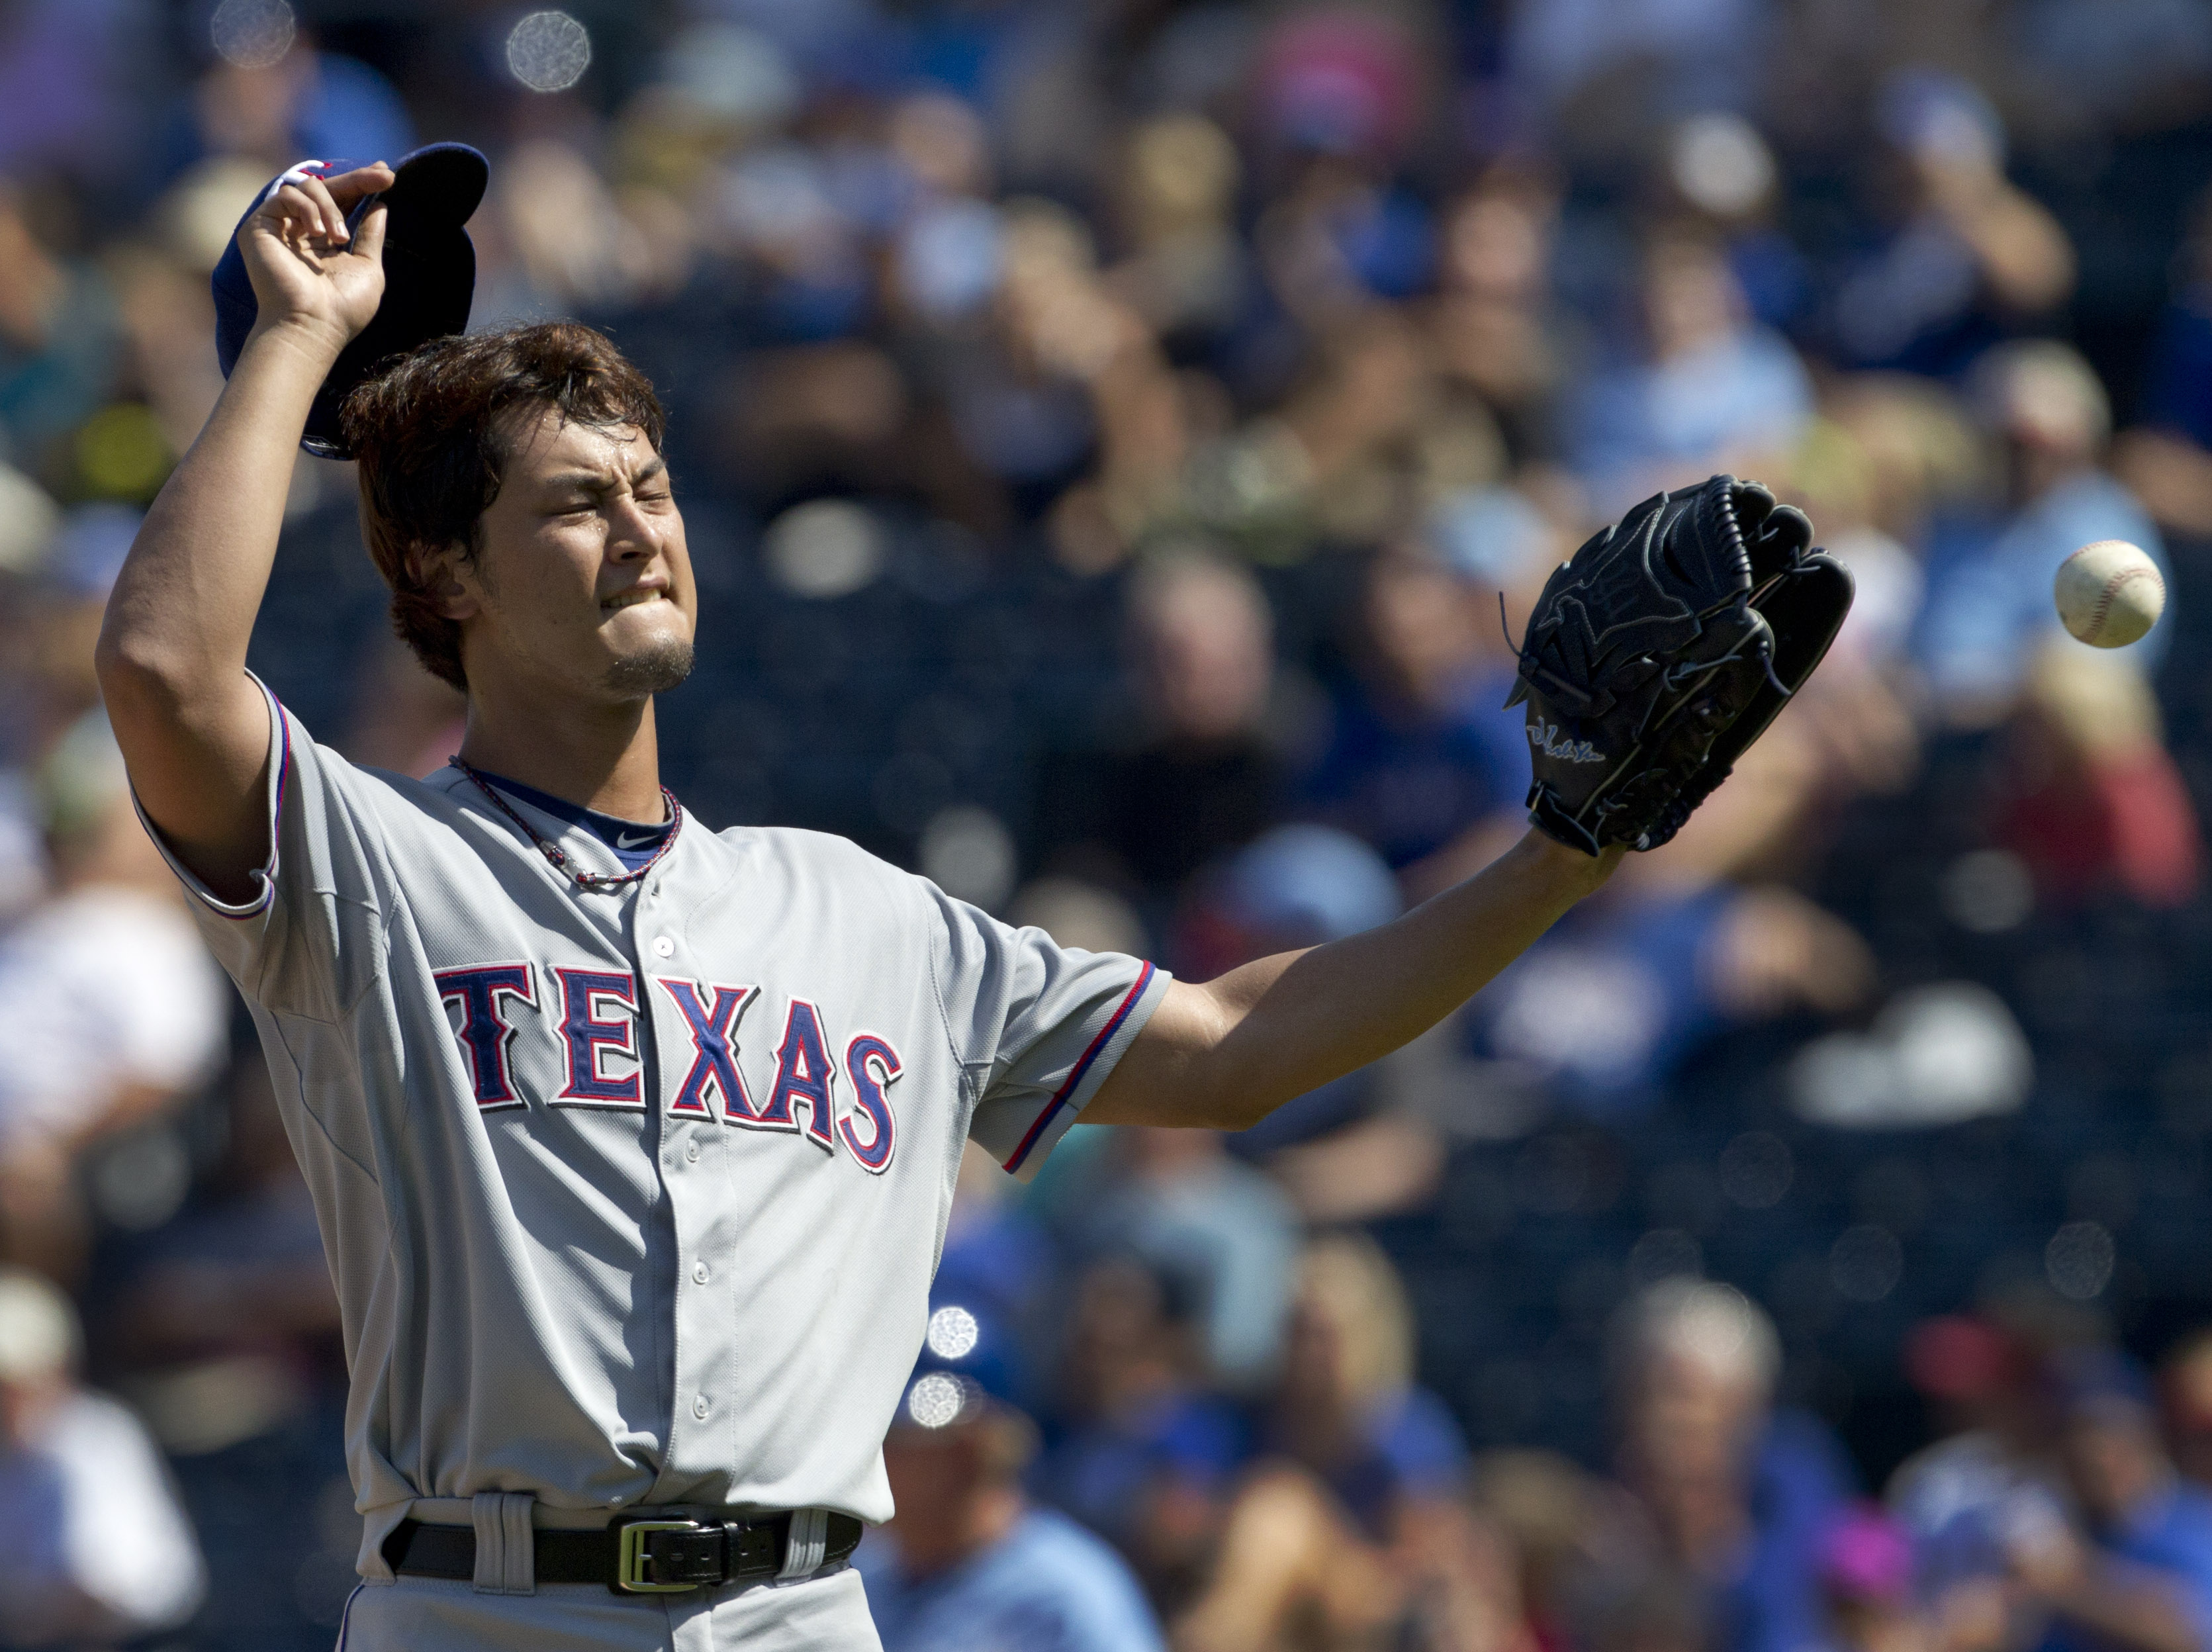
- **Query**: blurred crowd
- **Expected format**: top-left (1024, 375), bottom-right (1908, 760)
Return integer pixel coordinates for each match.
top-left (9, 0), bottom-right (2212, 1646)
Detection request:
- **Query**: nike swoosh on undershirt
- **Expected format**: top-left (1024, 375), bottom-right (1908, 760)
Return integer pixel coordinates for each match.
top-left (616, 830), bottom-right (659, 849)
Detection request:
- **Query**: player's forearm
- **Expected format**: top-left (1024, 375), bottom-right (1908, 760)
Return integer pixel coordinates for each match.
top-left (95, 319), bottom-right (336, 704)
top-left (1093, 831), bottom-right (1616, 1130)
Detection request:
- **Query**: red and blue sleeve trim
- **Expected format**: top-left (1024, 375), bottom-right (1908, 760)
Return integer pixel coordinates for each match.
top-left (1001, 960), bottom-right (1155, 1175)
top-left (214, 686), bottom-right (293, 919)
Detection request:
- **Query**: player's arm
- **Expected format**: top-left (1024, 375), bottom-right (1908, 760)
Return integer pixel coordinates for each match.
top-left (1087, 829), bottom-right (1621, 1130)
top-left (93, 163), bottom-right (392, 903)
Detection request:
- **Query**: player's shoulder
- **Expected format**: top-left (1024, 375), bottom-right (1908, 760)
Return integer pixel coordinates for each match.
top-left (714, 822), bottom-right (903, 875)
top-left (706, 823), bottom-right (935, 905)
top-left (275, 708), bottom-right (471, 819)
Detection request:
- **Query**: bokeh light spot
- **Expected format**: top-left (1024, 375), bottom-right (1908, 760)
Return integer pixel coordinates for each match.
top-left (2047, 1222), bottom-right (2116, 1300)
top-left (925, 1305), bottom-right (979, 1360)
top-left (506, 11), bottom-right (592, 94)
top-left (1829, 1225), bottom-right (1904, 1303)
top-left (76, 404), bottom-right (173, 501)
top-left (1718, 1131), bottom-right (1794, 1209)
top-left (905, 1371), bottom-right (964, 1430)
top-left (210, 0), bottom-right (296, 69)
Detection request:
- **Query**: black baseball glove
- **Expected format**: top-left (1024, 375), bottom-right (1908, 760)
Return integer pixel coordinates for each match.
top-left (1505, 475), bottom-right (1855, 856)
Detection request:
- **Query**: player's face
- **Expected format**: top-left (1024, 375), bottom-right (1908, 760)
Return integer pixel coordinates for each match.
top-left (452, 408), bottom-right (698, 703)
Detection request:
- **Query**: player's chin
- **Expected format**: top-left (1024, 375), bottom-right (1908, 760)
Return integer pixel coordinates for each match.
top-left (602, 631), bottom-right (696, 697)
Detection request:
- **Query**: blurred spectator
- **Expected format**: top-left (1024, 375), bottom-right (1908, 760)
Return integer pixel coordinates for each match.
top-left (1247, 7), bottom-right (1437, 322)
top-left (1507, 0), bottom-right (1763, 130)
top-left (1889, 1312), bottom-right (2066, 1600)
top-left (1264, 1232), bottom-right (1469, 1537)
top-left (1181, 308), bottom-right (1448, 561)
top-left (931, 1140), bottom-right (1054, 1354)
top-left (1463, 723), bottom-right (1876, 1118)
top-left (1914, 342), bottom-right (2168, 725)
top-left (1426, 169), bottom-right (1578, 471)
top-left (1581, 1570), bottom-right (1712, 1652)
top-left (1571, 224), bottom-right (1814, 518)
top-left (2115, 182), bottom-right (2212, 541)
top-left (340, 635), bottom-right (467, 780)
top-left (1659, 115), bottom-right (1810, 334)
top-left (863, 1296), bottom-right (1167, 1652)
top-left (1036, 552), bottom-right (1287, 908)
top-left (0, 459), bottom-right (58, 588)
top-left (105, 239), bottom-right (224, 467)
top-left (471, 138), bottom-right (690, 327)
top-left (1814, 1506), bottom-right (1934, 1652)
top-left (0, 179), bottom-right (122, 469)
top-left (2162, 1331), bottom-right (2212, 1494)
top-left (1031, 1256), bottom-right (1246, 1606)
top-left (1831, 70), bottom-right (2074, 376)
top-left (99, 1052), bottom-right (341, 1453)
top-left (1298, 531), bottom-right (1539, 887)
top-left (1172, 1459), bottom-right (1530, 1652)
top-left (1474, 1449), bottom-right (1610, 1652)
top-left (1166, 1462), bottom-right (1406, 1651)
top-left (0, 1267), bottom-right (205, 1646)
top-left (1051, 1126), bottom-right (1299, 1392)
top-left (1, 504), bottom-right (139, 779)
top-left (1171, 823), bottom-right (1448, 1213)
top-left (0, 713), bottom-right (226, 1281)
top-left (0, 0), bottom-right (156, 181)
top-left (1779, 414), bottom-right (1925, 796)
top-left (160, 34), bottom-right (412, 191)
top-left (1172, 1242), bottom-right (1520, 1652)
top-left (1991, 647), bottom-right (2203, 909)
top-left (1820, 374), bottom-right (1986, 563)
top-left (1105, 116), bottom-right (1250, 353)
top-left (2018, 1348), bottom-right (2212, 1652)
top-left (1580, 1280), bottom-right (1855, 1652)
top-left (969, 200), bottom-right (1189, 560)
top-left (1789, 416), bottom-right (1921, 618)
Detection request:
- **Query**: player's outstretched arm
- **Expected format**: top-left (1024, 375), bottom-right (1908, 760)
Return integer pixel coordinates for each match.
top-left (95, 162), bottom-right (393, 902)
top-left (1086, 829), bottom-right (1622, 1130)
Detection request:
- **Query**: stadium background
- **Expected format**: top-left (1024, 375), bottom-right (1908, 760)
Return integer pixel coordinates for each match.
top-left (10, 0), bottom-right (2212, 1645)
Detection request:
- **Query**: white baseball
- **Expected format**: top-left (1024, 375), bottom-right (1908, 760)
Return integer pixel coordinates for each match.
top-left (2054, 540), bottom-right (2165, 648)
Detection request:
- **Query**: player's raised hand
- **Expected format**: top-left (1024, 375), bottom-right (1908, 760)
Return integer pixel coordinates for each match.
top-left (238, 161), bottom-right (396, 358)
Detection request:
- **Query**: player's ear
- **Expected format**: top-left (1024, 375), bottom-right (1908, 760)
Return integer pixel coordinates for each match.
top-left (415, 543), bottom-right (479, 622)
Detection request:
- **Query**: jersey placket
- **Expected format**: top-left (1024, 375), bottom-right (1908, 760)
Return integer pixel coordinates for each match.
top-left (632, 865), bottom-right (732, 1492)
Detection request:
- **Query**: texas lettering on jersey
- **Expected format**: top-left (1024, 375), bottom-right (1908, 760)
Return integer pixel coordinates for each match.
top-left (153, 684), bottom-right (1170, 1570)
top-left (435, 964), bottom-right (903, 1172)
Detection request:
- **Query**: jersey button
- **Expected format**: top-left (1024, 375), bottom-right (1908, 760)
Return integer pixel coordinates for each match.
top-left (684, 1140), bottom-right (700, 1164)
top-left (693, 1395), bottom-right (710, 1419)
top-left (650, 936), bottom-right (674, 958)
top-left (693, 1262), bottom-right (710, 1284)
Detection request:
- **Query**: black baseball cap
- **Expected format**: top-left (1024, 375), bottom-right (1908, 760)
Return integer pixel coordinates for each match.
top-left (212, 142), bottom-right (488, 459)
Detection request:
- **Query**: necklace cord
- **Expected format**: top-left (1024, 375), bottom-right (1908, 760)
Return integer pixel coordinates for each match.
top-left (448, 758), bottom-right (683, 893)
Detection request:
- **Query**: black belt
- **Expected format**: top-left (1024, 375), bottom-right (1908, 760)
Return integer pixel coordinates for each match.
top-left (385, 1508), bottom-right (863, 1596)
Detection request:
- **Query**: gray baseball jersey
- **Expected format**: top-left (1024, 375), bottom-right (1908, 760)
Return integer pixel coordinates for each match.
top-left (147, 678), bottom-right (1168, 1639)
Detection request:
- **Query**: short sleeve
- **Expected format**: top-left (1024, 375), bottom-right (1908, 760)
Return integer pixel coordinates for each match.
top-left (134, 672), bottom-right (389, 1018)
top-left (925, 884), bottom-right (1170, 1182)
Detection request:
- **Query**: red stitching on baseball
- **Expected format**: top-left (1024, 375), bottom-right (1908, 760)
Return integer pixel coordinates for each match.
top-left (2086, 565), bottom-right (2161, 643)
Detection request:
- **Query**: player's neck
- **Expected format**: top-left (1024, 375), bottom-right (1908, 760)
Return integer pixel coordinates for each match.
top-left (454, 688), bottom-right (668, 825)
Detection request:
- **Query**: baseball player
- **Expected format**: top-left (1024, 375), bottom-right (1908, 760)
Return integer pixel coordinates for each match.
top-left (93, 153), bottom-right (1835, 1650)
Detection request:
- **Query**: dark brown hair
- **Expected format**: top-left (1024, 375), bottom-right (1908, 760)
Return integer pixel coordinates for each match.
top-left (340, 321), bottom-right (667, 689)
